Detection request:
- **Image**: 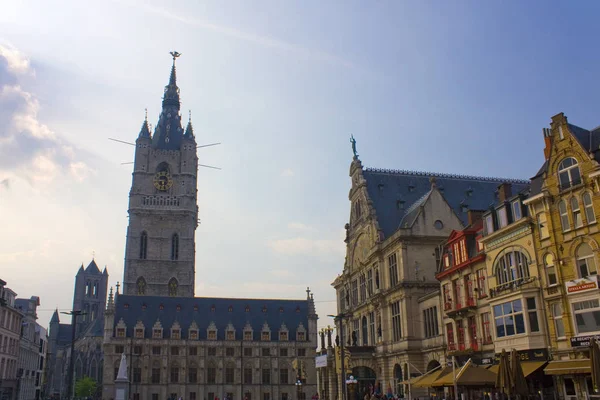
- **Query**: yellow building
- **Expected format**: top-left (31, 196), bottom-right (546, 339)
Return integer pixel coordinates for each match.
top-left (523, 113), bottom-right (600, 399)
top-left (479, 183), bottom-right (552, 395)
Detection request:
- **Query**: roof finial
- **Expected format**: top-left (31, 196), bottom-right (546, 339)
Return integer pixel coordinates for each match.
top-left (145, 108), bottom-right (148, 122)
top-left (189, 109), bottom-right (192, 123)
top-left (116, 281), bottom-right (120, 295)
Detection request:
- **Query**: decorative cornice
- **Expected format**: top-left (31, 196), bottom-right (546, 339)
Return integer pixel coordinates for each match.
top-left (364, 168), bottom-right (529, 184)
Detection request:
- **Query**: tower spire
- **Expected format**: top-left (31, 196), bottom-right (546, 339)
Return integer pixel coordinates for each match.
top-left (162, 51), bottom-right (181, 110)
top-left (184, 109), bottom-right (194, 138)
top-left (138, 108), bottom-right (151, 138)
top-left (152, 51), bottom-right (184, 149)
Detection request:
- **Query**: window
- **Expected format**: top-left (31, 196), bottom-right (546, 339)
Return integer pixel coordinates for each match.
top-left (279, 331), bottom-right (288, 341)
top-left (207, 347), bottom-right (217, 356)
top-left (460, 240), bottom-right (467, 263)
top-left (339, 288), bottom-right (346, 311)
top-left (369, 312), bottom-right (375, 345)
top-left (170, 366), bottom-right (179, 383)
top-left (583, 192), bottom-right (596, 224)
top-left (367, 269), bottom-right (373, 296)
top-left (297, 331), bottom-right (305, 341)
top-left (152, 394), bottom-right (159, 400)
top-left (279, 368), bottom-right (288, 384)
top-left (261, 331), bottom-right (270, 341)
top-left (576, 243), bottom-right (598, 278)
top-left (226, 330), bottom-right (235, 340)
top-left (208, 330), bottom-right (217, 340)
top-left (351, 280), bottom-right (358, 305)
top-left (168, 278), bottom-right (178, 297)
top-left (133, 367), bottom-right (141, 383)
top-left (189, 347), bottom-right (197, 356)
top-left (171, 233), bottom-right (179, 260)
top-left (225, 367), bottom-right (234, 384)
top-left (188, 367), bottom-right (197, 383)
top-left (446, 323), bottom-right (455, 348)
top-left (526, 297), bottom-right (540, 333)
top-left (552, 303), bottom-right (565, 338)
top-left (207, 367), bottom-right (216, 383)
top-left (558, 157), bottom-right (581, 190)
top-left (545, 253), bottom-right (557, 286)
top-left (571, 197), bottom-right (583, 228)
top-left (262, 348), bottom-right (270, 357)
top-left (262, 368), bottom-right (271, 384)
top-left (484, 214), bottom-right (494, 235)
top-left (498, 207), bottom-right (508, 228)
top-left (244, 367), bottom-right (253, 384)
top-left (171, 346), bottom-right (179, 355)
top-left (297, 348), bottom-right (306, 357)
top-left (388, 253), bottom-right (398, 287)
top-left (512, 200), bottom-right (522, 221)
top-left (423, 306), bottom-right (439, 338)
top-left (282, 394), bottom-right (288, 400)
top-left (135, 328), bottom-right (144, 338)
top-left (279, 348), bottom-right (288, 357)
top-left (151, 368), bottom-right (160, 384)
top-left (263, 394), bottom-right (271, 400)
top-left (133, 345), bottom-right (142, 355)
top-left (573, 298), bottom-right (600, 334)
top-left (476, 269), bottom-right (487, 297)
top-left (453, 243), bottom-right (461, 265)
top-left (152, 346), bottom-right (160, 355)
top-left (537, 213), bottom-right (549, 239)
top-left (115, 345), bottom-right (124, 354)
top-left (493, 300), bottom-right (525, 337)
top-left (116, 329), bottom-right (125, 338)
top-left (494, 249), bottom-right (530, 285)
top-left (140, 232), bottom-right (148, 259)
top-left (559, 200), bottom-right (570, 231)
top-left (391, 301), bottom-right (402, 341)
top-left (481, 312), bottom-right (492, 344)
top-left (172, 330), bottom-right (180, 340)
top-left (359, 274), bottom-right (366, 302)
top-left (226, 347), bottom-right (235, 357)
top-left (190, 393), bottom-right (196, 400)
top-left (244, 330), bottom-right (252, 341)
top-left (244, 348), bottom-right (252, 357)
top-left (189, 330), bottom-right (198, 340)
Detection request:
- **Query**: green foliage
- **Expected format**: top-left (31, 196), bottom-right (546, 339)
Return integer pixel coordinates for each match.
top-left (74, 376), bottom-right (97, 398)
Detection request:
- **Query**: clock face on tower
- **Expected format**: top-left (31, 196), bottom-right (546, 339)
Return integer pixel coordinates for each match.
top-left (153, 171), bottom-right (174, 191)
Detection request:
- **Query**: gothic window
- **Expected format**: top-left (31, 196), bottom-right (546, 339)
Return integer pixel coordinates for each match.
top-left (571, 197), bottom-right (583, 228)
top-left (583, 192), bottom-right (596, 224)
top-left (168, 278), bottom-right (178, 297)
top-left (140, 232), bottom-right (148, 259)
top-left (558, 157), bottom-right (581, 190)
top-left (171, 233), bottom-right (179, 260)
top-left (136, 277), bottom-right (146, 295)
top-left (92, 282), bottom-right (98, 298)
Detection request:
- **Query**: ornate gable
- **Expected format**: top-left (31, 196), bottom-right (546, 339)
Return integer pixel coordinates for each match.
top-left (279, 323), bottom-right (289, 341)
top-left (170, 321), bottom-right (181, 339)
top-left (115, 318), bottom-right (127, 338)
top-left (243, 322), bottom-right (253, 341)
top-left (261, 321), bottom-right (271, 341)
top-left (225, 322), bottom-right (236, 341)
top-left (152, 319), bottom-right (163, 339)
top-left (296, 322), bottom-right (306, 342)
top-left (188, 321), bottom-right (199, 340)
top-left (134, 320), bottom-right (145, 339)
top-left (207, 321), bottom-right (217, 340)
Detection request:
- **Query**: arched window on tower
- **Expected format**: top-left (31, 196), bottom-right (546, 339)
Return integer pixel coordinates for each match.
top-left (137, 277), bottom-right (147, 295)
top-left (140, 232), bottom-right (148, 260)
top-left (171, 234), bottom-right (179, 261)
top-left (169, 278), bottom-right (178, 297)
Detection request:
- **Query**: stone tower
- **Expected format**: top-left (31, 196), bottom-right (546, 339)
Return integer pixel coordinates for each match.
top-left (72, 259), bottom-right (109, 336)
top-left (122, 53), bottom-right (198, 297)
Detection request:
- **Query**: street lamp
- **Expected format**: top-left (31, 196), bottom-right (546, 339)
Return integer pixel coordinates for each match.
top-left (295, 379), bottom-right (303, 400)
top-left (327, 313), bottom-right (351, 400)
top-left (345, 375), bottom-right (358, 400)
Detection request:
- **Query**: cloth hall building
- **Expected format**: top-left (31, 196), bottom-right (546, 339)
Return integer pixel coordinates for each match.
top-left (101, 54), bottom-right (318, 400)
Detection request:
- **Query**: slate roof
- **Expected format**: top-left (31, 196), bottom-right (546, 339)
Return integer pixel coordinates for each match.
top-left (84, 260), bottom-right (101, 274)
top-left (568, 123), bottom-right (600, 162)
top-left (529, 161), bottom-right (548, 197)
top-left (362, 168), bottom-right (530, 237)
top-left (113, 295), bottom-right (310, 341)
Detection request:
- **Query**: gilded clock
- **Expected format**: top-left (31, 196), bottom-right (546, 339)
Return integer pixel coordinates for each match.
top-left (153, 171), bottom-right (173, 191)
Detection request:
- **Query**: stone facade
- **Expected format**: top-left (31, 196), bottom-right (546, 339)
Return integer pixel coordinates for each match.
top-left (326, 156), bottom-right (528, 400)
top-left (0, 280), bottom-right (23, 400)
top-left (523, 113), bottom-right (600, 398)
top-left (15, 296), bottom-right (47, 400)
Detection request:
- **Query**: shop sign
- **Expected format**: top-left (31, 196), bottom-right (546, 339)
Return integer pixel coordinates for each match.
top-left (570, 334), bottom-right (600, 347)
top-left (565, 275), bottom-right (599, 295)
top-left (492, 348), bottom-right (548, 363)
top-left (481, 358), bottom-right (493, 365)
top-left (316, 355), bottom-right (328, 368)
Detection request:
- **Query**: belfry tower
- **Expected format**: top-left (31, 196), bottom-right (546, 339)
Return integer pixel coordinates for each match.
top-left (122, 52), bottom-right (198, 297)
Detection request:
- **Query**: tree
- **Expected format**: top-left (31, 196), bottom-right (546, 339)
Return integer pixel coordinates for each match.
top-left (74, 376), bottom-right (97, 399)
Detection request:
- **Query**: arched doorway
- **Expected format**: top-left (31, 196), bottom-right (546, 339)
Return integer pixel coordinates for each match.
top-left (393, 364), bottom-right (403, 396)
top-left (351, 366), bottom-right (376, 400)
top-left (427, 360), bottom-right (441, 372)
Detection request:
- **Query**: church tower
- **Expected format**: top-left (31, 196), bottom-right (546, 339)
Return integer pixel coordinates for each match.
top-left (122, 52), bottom-right (199, 297)
top-left (72, 259), bottom-right (109, 336)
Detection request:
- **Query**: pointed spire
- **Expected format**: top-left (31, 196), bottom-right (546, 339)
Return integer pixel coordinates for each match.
top-left (162, 51), bottom-right (181, 110)
top-left (77, 264), bottom-right (84, 274)
top-left (102, 266), bottom-right (109, 276)
top-left (50, 309), bottom-right (60, 324)
top-left (107, 287), bottom-right (114, 309)
top-left (184, 109), bottom-right (195, 138)
top-left (138, 108), bottom-right (151, 138)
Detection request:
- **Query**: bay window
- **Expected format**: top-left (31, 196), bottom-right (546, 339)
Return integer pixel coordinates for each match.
top-left (493, 299), bottom-right (525, 338)
top-left (572, 298), bottom-right (600, 335)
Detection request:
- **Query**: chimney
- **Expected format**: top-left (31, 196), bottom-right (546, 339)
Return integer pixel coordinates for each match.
top-left (543, 128), bottom-right (552, 160)
top-left (498, 183), bottom-right (512, 203)
top-left (467, 210), bottom-right (484, 226)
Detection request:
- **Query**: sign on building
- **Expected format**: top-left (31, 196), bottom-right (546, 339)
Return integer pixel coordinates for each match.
top-left (316, 355), bottom-right (328, 369)
top-left (565, 275), bottom-right (599, 295)
top-left (570, 334), bottom-right (600, 347)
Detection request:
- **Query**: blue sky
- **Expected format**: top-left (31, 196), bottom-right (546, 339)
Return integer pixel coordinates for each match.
top-left (1, 0), bottom-right (600, 329)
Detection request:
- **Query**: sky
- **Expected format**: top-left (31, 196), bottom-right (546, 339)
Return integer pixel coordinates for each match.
top-left (1, 0), bottom-right (600, 331)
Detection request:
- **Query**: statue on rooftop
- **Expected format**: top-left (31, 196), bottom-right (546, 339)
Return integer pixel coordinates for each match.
top-left (350, 135), bottom-right (358, 157)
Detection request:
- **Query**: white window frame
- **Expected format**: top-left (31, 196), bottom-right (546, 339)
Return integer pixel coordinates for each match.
top-left (558, 157), bottom-right (582, 190)
top-left (571, 297), bottom-right (600, 336)
top-left (558, 200), bottom-right (570, 232)
top-left (484, 214), bottom-right (494, 235)
top-left (512, 200), bottom-right (522, 221)
top-left (537, 213), bottom-right (549, 239)
top-left (583, 192), bottom-right (596, 224)
top-left (570, 197), bottom-right (583, 228)
top-left (493, 299), bottom-right (526, 338)
top-left (551, 302), bottom-right (566, 339)
top-left (544, 253), bottom-right (557, 287)
top-left (576, 243), bottom-right (598, 278)
top-left (497, 207), bottom-right (508, 228)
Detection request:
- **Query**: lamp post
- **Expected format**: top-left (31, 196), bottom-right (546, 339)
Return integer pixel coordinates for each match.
top-left (327, 313), bottom-right (351, 400)
top-left (61, 310), bottom-right (86, 400)
top-left (345, 375), bottom-right (357, 400)
top-left (295, 379), bottom-right (303, 400)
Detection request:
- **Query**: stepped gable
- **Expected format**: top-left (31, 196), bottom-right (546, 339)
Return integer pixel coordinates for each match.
top-left (362, 168), bottom-right (530, 237)
top-left (113, 295), bottom-right (309, 340)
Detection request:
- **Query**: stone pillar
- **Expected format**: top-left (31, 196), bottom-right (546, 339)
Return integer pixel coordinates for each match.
top-left (114, 354), bottom-right (129, 400)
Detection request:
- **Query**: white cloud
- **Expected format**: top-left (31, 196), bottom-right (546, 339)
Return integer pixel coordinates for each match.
top-left (280, 168), bottom-right (294, 177)
top-left (0, 44), bottom-right (92, 186)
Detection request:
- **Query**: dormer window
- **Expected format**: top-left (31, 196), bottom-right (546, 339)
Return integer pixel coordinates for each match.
top-left (484, 214), bottom-right (494, 235)
top-left (396, 200), bottom-right (405, 210)
top-left (172, 329), bottom-right (181, 340)
top-left (444, 254), bottom-right (450, 269)
top-left (297, 332), bottom-right (305, 341)
top-left (244, 331), bottom-right (252, 341)
top-left (228, 306), bottom-right (233, 312)
top-left (279, 331), bottom-right (288, 341)
top-left (208, 330), bottom-right (217, 340)
top-left (135, 328), bottom-right (144, 338)
top-left (116, 328), bottom-right (125, 338)
top-left (512, 200), bottom-right (522, 221)
top-left (261, 331), bottom-right (270, 341)
top-left (497, 207), bottom-right (508, 229)
top-left (189, 330), bottom-right (198, 340)
top-left (210, 305), bottom-right (216, 312)
top-left (226, 330), bottom-right (235, 341)
top-left (245, 305), bottom-right (250, 312)
top-left (153, 329), bottom-right (162, 339)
